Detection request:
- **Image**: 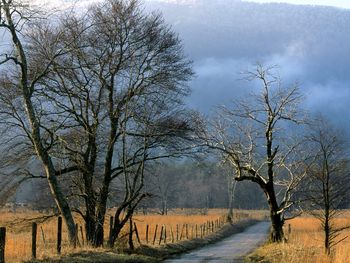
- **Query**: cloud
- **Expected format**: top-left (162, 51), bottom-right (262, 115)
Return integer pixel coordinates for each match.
top-left (147, 0), bottom-right (350, 129)
top-left (4, 0), bottom-right (350, 131)
top-left (242, 0), bottom-right (350, 10)
top-left (187, 58), bottom-right (246, 111)
top-left (30, 0), bottom-right (103, 12)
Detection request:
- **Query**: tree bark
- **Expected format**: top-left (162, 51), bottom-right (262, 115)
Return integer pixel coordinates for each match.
top-left (44, 162), bottom-right (77, 246)
top-left (265, 184), bottom-right (284, 242)
top-left (82, 170), bottom-right (97, 244)
top-left (269, 210), bottom-right (284, 242)
top-left (128, 217), bottom-right (134, 250)
top-left (227, 179), bottom-right (236, 222)
top-left (324, 221), bottom-right (330, 255)
top-left (93, 196), bottom-right (108, 247)
top-left (84, 195), bottom-right (97, 244)
top-left (324, 208), bottom-right (330, 255)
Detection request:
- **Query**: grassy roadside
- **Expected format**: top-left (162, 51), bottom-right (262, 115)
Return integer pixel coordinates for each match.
top-left (244, 215), bottom-right (350, 263)
top-left (27, 219), bottom-right (260, 263)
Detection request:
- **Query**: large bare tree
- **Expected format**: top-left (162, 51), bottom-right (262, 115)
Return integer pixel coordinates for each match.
top-left (205, 64), bottom-right (308, 242)
top-left (0, 0), bottom-right (78, 245)
top-left (11, 0), bottom-right (196, 247)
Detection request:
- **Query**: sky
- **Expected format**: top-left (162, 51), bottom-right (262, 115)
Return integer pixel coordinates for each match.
top-left (15, 0), bottom-right (350, 134)
top-left (243, 0), bottom-right (350, 9)
top-left (30, 0), bottom-right (350, 10)
top-left (141, 0), bottom-right (350, 135)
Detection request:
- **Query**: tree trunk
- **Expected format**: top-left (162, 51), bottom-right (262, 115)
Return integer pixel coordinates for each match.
top-left (84, 198), bottom-right (96, 244)
top-left (93, 184), bottom-right (109, 247)
top-left (82, 171), bottom-right (97, 244)
top-left (93, 113), bottom-right (117, 247)
top-left (93, 208), bottom-right (107, 247)
top-left (128, 217), bottom-right (134, 250)
top-left (161, 199), bottom-right (168, 215)
top-left (324, 210), bottom-right (330, 255)
top-left (26, 96), bottom-right (77, 246)
top-left (44, 164), bottom-right (77, 246)
top-left (109, 224), bottom-right (123, 248)
top-left (265, 184), bottom-right (284, 243)
top-left (269, 211), bottom-right (284, 242)
top-left (227, 206), bottom-right (234, 223)
top-left (227, 179), bottom-right (236, 222)
top-left (108, 208), bottom-right (135, 247)
top-left (324, 222), bottom-right (330, 255)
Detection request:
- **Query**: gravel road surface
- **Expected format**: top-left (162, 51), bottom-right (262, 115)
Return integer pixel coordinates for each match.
top-left (163, 221), bottom-right (270, 263)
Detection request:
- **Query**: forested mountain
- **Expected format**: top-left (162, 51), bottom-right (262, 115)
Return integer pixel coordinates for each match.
top-left (146, 0), bottom-right (350, 132)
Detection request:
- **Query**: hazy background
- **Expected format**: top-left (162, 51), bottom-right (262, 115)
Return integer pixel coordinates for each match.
top-left (143, 0), bottom-right (350, 135)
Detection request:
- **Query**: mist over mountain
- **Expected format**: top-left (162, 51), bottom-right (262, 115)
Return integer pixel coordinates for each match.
top-left (145, 0), bottom-right (350, 131)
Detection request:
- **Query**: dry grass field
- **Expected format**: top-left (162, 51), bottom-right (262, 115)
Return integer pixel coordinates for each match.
top-left (0, 208), bottom-right (267, 263)
top-left (248, 212), bottom-right (350, 263)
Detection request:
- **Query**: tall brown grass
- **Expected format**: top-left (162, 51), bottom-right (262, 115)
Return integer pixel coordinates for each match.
top-left (0, 208), bottom-right (266, 262)
top-left (249, 212), bottom-right (350, 263)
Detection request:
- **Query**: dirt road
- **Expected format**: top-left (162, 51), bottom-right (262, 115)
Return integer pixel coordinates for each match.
top-left (163, 221), bottom-right (270, 263)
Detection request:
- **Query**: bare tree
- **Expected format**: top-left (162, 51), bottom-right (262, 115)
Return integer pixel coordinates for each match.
top-left (204, 64), bottom-right (308, 242)
top-left (0, 0), bottom-right (78, 245)
top-left (14, 0), bottom-right (197, 247)
top-left (302, 119), bottom-right (350, 255)
top-left (147, 163), bottom-right (181, 215)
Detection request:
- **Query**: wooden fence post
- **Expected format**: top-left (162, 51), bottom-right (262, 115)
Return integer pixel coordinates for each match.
top-left (32, 223), bottom-right (37, 259)
top-left (152, 225), bottom-right (158, 245)
top-left (159, 226), bottom-right (164, 245)
top-left (57, 216), bottom-right (62, 254)
top-left (134, 223), bottom-right (141, 244)
top-left (164, 225), bottom-right (167, 244)
top-left (0, 227), bottom-right (5, 263)
top-left (185, 224), bottom-right (188, 239)
top-left (179, 224), bottom-right (185, 240)
top-left (176, 224), bottom-right (179, 241)
top-left (146, 225), bottom-right (149, 244)
top-left (170, 226), bottom-right (174, 243)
